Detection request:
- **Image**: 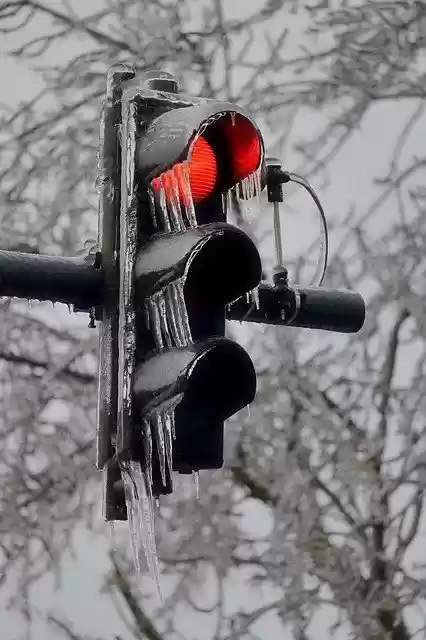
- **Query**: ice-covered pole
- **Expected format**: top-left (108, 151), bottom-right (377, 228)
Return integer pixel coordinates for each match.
top-left (227, 284), bottom-right (365, 334)
top-left (0, 249), bottom-right (104, 308)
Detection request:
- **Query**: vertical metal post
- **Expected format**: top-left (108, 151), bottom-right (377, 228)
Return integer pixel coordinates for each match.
top-left (96, 64), bottom-right (135, 479)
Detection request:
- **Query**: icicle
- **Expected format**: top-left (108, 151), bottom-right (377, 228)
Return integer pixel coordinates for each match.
top-left (122, 467), bottom-right (141, 573)
top-left (170, 408), bottom-right (176, 440)
top-left (147, 296), bottom-right (163, 349)
top-left (251, 287), bottom-right (260, 310)
top-left (166, 171), bottom-right (185, 232)
top-left (157, 290), bottom-right (173, 348)
top-left (155, 498), bottom-right (160, 509)
top-left (222, 189), bottom-right (234, 217)
top-left (249, 173), bottom-right (255, 199)
top-left (163, 408), bottom-right (174, 480)
top-left (28, 300), bottom-right (32, 310)
top-left (244, 176), bottom-right (249, 199)
top-left (143, 418), bottom-right (153, 487)
top-left (168, 279), bottom-right (192, 346)
top-left (180, 163), bottom-right (197, 228)
top-left (245, 175), bottom-right (252, 200)
top-left (236, 169), bottom-right (263, 202)
top-left (109, 522), bottom-right (117, 553)
top-left (67, 304), bottom-right (74, 315)
top-left (226, 189), bottom-right (233, 215)
top-left (176, 279), bottom-right (192, 345)
top-left (165, 283), bottom-right (185, 348)
top-left (152, 412), bottom-right (167, 487)
top-left (240, 177), bottom-right (247, 200)
top-left (246, 291), bottom-right (251, 304)
top-left (192, 470), bottom-right (200, 499)
top-left (238, 179), bottom-right (243, 200)
top-left (253, 167), bottom-right (262, 201)
top-left (222, 192), bottom-right (227, 215)
top-left (230, 111), bottom-right (236, 126)
top-left (122, 461), bottom-right (161, 597)
top-left (246, 404), bottom-right (251, 419)
top-left (147, 187), bottom-right (158, 229)
top-left (155, 176), bottom-right (171, 232)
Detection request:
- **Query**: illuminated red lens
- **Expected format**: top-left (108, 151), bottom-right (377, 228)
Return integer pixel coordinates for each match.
top-left (188, 136), bottom-right (217, 203)
top-left (151, 136), bottom-right (217, 206)
top-left (221, 114), bottom-right (261, 182)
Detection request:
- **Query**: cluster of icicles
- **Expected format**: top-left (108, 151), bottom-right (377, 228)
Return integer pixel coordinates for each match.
top-left (120, 158), bottom-right (263, 597)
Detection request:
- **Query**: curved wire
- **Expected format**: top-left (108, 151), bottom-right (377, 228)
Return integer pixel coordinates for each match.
top-left (286, 172), bottom-right (329, 287)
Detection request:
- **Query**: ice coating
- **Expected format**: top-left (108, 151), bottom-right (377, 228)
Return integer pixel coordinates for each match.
top-left (252, 287), bottom-right (260, 310)
top-left (143, 394), bottom-right (183, 492)
top-left (151, 163), bottom-right (198, 232)
top-left (145, 278), bottom-right (192, 350)
top-left (235, 166), bottom-right (262, 202)
top-left (192, 470), bottom-right (200, 500)
top-left (116, 100), bottom-right (263, 591)
top-left (122, 460), bottom-right (161, 597)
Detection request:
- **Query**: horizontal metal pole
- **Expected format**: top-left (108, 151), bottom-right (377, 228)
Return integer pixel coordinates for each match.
top-left (0, 249), bottom-right (105, 308)
top-left (228, 285), bottom-right (365, 334)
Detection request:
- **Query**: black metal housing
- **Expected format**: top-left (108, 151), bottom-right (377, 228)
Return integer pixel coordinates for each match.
top-left (0, 249), bottom-right (104, 307)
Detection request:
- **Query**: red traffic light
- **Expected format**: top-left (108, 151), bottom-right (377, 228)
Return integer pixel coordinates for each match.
top-left (221, 114), bottom-right (262, 182)
top-left (152, 135), bottom-right (217, 205)
top-left (188, 136), bottom-right (217, 202)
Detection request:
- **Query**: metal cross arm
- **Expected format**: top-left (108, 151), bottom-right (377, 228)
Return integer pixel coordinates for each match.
top-left (227, 283), bottom-right (366, 334)
top-left (0, 249), bottom-right (104, 310)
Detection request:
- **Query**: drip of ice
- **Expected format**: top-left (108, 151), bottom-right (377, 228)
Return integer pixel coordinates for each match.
top-left (151, 164), bottom-right (198, 233)
top-left (180, 163), bottom-right (197, 228)
top-left (153, 412), bottom-right (167, 486)
top-left (109, 522), bottom-right (117, 553)
top-left (157, 292), bottom-right (173, 349)
top-left (246, 404), bottom-right (251, 419)
top-left (28, 300), bottom-right (32, 310)
top-left (163, 410), bottom-right (174, 479)
top-left (167, 279), bottom-right (193, 346)
top-left (147, 188), bottom-right (158, 230)
top-left (121, 461), bottom-right (161, 598)
top-left (152, 176), bottom-right (171, 232)
top-left (147, 295), bottom-right (163, 349)
top-left (192, 470), bottom-right (200, 500)
top-left (67, 304), bottom-right (74, 315)
top-left (144, 395), bottom-right (183, 490)
top-left (142, 419), bottom-right (153, 486)
top-left (251, 287), bottom-right (260, 310)
top-left (230, 111), bottom-right (236, 126)
top-left (164, 285), bottom-right (185, 347)
top-left (222, 189), bottom-right (233, 217)
top-left (165, 171), bottom-right (185, 232)
top-left (146, 279), bottom-right (192, 350)
top-left (236, 167), bottom-right (263, 202)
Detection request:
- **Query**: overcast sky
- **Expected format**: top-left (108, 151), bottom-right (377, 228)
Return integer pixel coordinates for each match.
top-left (1, 2), bottom-right (425, 640)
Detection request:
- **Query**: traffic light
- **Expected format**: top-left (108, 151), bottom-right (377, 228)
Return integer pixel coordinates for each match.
top-left (98, 68), bottom-right (264, 517)
top-left (0, 66), bottom-right (366, 546)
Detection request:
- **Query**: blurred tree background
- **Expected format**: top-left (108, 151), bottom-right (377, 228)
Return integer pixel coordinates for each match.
top-left (1, 1), bottom-right (426, 639)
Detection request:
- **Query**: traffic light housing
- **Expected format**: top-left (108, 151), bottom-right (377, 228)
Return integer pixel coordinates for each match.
top-left (0, 66), bottom-right (365, 536)
top-left (97, 68), bottom-right (264, 516)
